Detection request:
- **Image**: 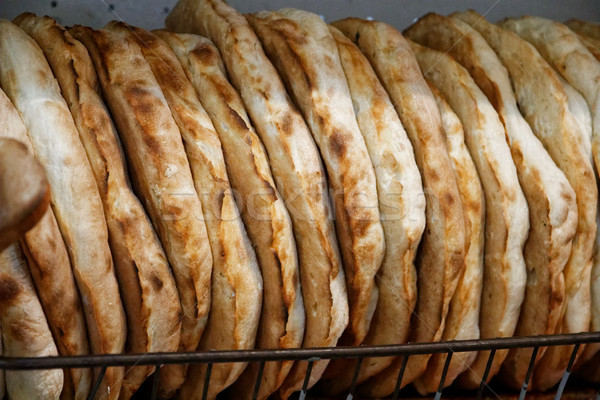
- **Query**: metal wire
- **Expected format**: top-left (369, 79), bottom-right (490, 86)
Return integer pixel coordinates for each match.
top-left (1, 332), bottom-right (597, 370)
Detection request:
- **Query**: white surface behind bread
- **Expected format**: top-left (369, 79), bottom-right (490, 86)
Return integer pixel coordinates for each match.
top-left (0, 19), bottom-right (126, 400)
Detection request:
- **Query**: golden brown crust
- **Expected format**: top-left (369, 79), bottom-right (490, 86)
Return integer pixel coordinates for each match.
top-left (413, 82), bottom-right (486, 393)
top-left (319, 25), bottom-right (425, 394)
top-left (0, 19), bottom-right (126, 399)
top-left (155, 31), bottom-right (298, 400)
top-left (457, 11), bottom-right (597, 390)
top-left (70, 24), bottom-right (213, 397)
top-left (332, 18), bottom-right (466, 397)
top-left (247, 8), bottom-right (384, 349)
top-left (406, 12), bottom-right (578, 390)
top-left (404, 39), bottom-right (529, 389)
top-left (0, 80), bottom-right (91, 400)
top-left (15, 14), bottom-right (183, 400)
top-left (566, 19), bottom-right (600, 40)
top-left (116, 24), bottom-right (263, 400)
top-left (0, 243), bottom-right (63, 400)
top-left (165, 1), bottom-right (348, 396)
top-left (574, 32), bottom-right (600, 61)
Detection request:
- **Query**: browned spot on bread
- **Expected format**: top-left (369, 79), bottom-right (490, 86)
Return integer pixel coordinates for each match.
top-left (226, 104), bottom-right (249, 130)
top-left (151, 273), bottom-right (164, 291)
top-left (0, 277), bottom-right (20, 302)
top-left (329, 130), bottom-right (347, 157)
top-left (191, 45), bottom-right (220, 68)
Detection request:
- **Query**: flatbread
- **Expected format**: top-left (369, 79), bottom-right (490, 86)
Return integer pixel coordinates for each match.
top-left (70, 25), bottom-right (213, 398)
top-left (501, 16), bottom-right (600, 186)
top-left (457, 11), bottom-right (597, 391)
top-left (318, 25), bottom-right (425, 394)
top-left (0, 19), bottom-right (126, 400)
top-left (247, 9), bottom-right (384, 351)
top-left (165, 1), bottom-right (345, 396)
top-left (153, 31), bottom-right (297, 400)
top-left (116, 24), bottom-right (264, 400)
top-left (406, 12), bottom-right (577, 389)
top-left (412, 82), bottom-right (485, 394)
top-left (566, 19), bottom-right (600, 40)
top-left (496, 14), bottom-right (599, 390)
top-left (0, 84), bottom-right (91, 399)
top-left (332, 18), bottom-right (466, 397)
top-left (407, 39), bottom-right (529, 388)
top-left (16, 14), bottom-right (183, 399)
top-left (0, 243), bottom-right (63, 399)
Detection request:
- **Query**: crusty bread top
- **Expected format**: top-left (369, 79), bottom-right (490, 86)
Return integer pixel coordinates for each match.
top-left (16, 15), bottom-right (183, 398)
top-left (500, 16), bottom-right (600, 179)
top-left (409, 39), bottom-right (529, 385)
top-left (69, 25), bottom-right (212, 362)
top-left (407, 12), bottom-right (577, 388)
top-left (456, 11), bottom-right (597, 389)
top-left (166, 0), bottom-right (345, 357)
top-left (247, 9), bottom-right (385, 347)
top-left (413, 81), bottom-right (485, 395)
top-left (0, 18), bottom-right (126, 367)
top-left (332, 18), bottom-right (466, 394)
top-left (116, 23), bottom-right (264, 398)
top-left (566, 19), bottom-right (600, 40)
top-left (320, 25), bottom-right (425, 392)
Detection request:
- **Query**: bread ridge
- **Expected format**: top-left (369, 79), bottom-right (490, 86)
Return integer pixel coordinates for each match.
top-left (70, 25), bottom-right (213, 397)
top-left (16, 14), bottom-right (183, 400)
top-left (566, 19), bottom-right (600, 40)
top-left (406, 12), bottom-right (577, 389)
top-left (247, 6), bottom-right (384, 348)
top-left (319, 25), bottom-right (425, 394)
top-left (407, 39), bottom-right (529, 388)
top-left (118, 24), bottom-right (264, 400)
top-left (165, 1), bottom-right (346, 396)
top-left (413, 81), bottom-right (486, 393)
top-left (500, 16), bottom-right (600, 380)
top-left (154, 31), bottom-right (299, 400)
top-left (457, 11), bottom-right (597, 390)
top-left (0, 84), bottom-right (92, 400)
top-left (0, 19), bottom-right (126, 400)
top-left (331, 19), bottom-right (466, 397)
top-left (0, 243), bottom-right (63, 400)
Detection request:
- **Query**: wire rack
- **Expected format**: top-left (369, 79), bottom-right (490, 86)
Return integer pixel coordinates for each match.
top-left (2, 331), bottom-right (599, 400)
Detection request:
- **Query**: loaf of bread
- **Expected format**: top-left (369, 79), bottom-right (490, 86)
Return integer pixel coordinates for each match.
top-left (0, 19), bottom-right (126, 400)
top-left (407, 12), bottom-right (578, 389)
top-left (165, 1), bottom-right (347, 396)
top-left (69, 25), bottom-right (214, 398)
top-left (332, 19), bottom-right (466, 397)
top-left (319, 25), bottom-right (425, 394)
top-left (0, 82), bottom-right (91, 400)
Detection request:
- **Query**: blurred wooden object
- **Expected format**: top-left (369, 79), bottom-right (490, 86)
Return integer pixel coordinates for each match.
top-left (0, 137), bottom-right (49, 250)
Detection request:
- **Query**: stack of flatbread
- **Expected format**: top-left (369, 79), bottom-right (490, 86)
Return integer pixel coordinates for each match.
top-left (0, 0), bottom-right (599, 398)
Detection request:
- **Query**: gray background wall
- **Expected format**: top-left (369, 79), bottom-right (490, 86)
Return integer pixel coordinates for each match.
top-left (1, 0), bottom-right (599, 31)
